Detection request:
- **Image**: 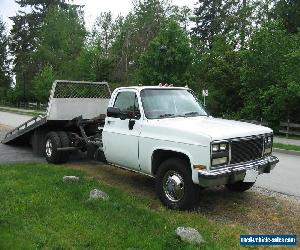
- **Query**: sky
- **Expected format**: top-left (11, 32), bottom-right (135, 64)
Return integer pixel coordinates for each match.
top-left (0, 0), bottom-right (197, 31)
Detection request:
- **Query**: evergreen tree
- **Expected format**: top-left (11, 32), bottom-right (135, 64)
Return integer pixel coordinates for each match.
top-left (0, 18), bottom-right (11, 99)
top-left (9, 0), bottom-right (80, 101)
top-left (138, 20), bottom-right (192, 85)
top-left (191, 0), bottom-right (231, 49)
top-left (273, 0), bottom-right (300, 33)
top-left (31, 6), bottom-right (85, 101)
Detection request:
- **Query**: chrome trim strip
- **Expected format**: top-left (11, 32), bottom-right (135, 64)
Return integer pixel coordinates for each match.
top-left (228, 142), bottom-right (232, 164)
top-left (199, 155), bottom-right (279, 178)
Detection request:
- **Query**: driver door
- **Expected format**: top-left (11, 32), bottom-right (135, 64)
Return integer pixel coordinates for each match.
top-left (103, 90), bottom-right (142, 170)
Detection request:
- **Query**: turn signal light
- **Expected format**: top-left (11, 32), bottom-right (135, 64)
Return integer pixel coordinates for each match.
top-left (193, 164), bottom-right (207, 170)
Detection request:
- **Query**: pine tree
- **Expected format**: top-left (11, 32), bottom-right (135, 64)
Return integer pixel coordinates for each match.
top-left (0, 18), bottom-right (11, 99)
top-left (9, 0), bottom-right (80, 101)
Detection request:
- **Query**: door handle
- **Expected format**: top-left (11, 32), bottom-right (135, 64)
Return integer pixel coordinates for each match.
top-left (107, 120), bottom-right (115, 125)
top-left (128, 120), bottom-right (136, 130)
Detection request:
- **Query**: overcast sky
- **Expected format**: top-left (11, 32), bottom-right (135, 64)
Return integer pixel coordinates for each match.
top-left (0, 0), bottom-right (197, 31)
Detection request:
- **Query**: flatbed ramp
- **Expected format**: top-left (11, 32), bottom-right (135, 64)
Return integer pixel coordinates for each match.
top-left (1, 80), bottom-right (111, 146)
top-left (1, 115), bottom-right (47, 144)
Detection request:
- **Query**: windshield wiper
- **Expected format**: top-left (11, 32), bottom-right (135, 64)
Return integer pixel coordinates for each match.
top-left (158, 113), bottom-right (175, 118)
top-left (184, 111), bottom-right (200, 116)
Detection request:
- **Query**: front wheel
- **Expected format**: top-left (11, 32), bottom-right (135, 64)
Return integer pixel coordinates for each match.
top-left (155, 158), bottom-right (199, 210)
top-left (225, 181), bottom-right (255, 192)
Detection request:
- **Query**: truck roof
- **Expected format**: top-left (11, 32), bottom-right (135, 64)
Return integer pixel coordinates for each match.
top-left (116, 86), bottom-right (189, 91)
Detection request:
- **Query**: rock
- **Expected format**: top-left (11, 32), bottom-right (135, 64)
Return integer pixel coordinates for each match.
top-left (89, 189), bottom-right (109, 200)
top-left (63, 176), bottom-right (79, 182)
top-left (176, 227), bottom-right (204, 245)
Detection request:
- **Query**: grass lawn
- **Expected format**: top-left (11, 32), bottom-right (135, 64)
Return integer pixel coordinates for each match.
top-left (273, 143), bottom-right (300, 152)
top-left (0, 163), bottom-right (248, 250)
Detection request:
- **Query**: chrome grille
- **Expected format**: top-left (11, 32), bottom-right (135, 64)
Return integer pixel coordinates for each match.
top-left (230, 136), bottom-right (263, 164)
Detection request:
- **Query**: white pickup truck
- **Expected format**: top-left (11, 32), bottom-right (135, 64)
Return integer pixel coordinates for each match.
top-left (2, 81), bottom-right (279, 209)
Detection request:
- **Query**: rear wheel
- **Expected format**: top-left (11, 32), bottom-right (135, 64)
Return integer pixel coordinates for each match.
top-left (155, 158), bottom-right (199, 210)
top-left (225, 181), bottom-right (255, 192)
top-left (57, 131), bottom-right (70, 163)
top-left (44, 132), bottom-right (62, 164)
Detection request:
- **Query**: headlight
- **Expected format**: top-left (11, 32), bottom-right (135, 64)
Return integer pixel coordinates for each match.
top-left (212, 144), bottom-right (220, 152)
top-left (211, 141), bottom-right (229, 167)
top-left (264, 136), bottom-right (272, 144)
top-left (212, 157), bottom-right (228, 166)
top-left (220, 143), bottom-right (227, 150)
top-left (212, 142), bottom-right (228, 152)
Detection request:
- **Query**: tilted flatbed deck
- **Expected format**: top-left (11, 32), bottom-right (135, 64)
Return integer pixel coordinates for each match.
top-left (1, 80), bottom-right (111, 155)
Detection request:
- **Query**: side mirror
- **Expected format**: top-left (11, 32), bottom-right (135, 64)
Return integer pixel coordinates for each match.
top-left (107, 107), bottom-right (127, 120)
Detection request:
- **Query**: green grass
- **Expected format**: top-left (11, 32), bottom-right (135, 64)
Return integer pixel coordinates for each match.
top-left (0, 163), bottom-right (247, 250)
top-left (276, 134), bottom-right (300, 140)
top-left (273, 143), bottom-right (300, 152)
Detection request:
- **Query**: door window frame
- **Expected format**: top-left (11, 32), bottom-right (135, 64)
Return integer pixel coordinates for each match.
top-left (112, 89), bottom-right (143, 120)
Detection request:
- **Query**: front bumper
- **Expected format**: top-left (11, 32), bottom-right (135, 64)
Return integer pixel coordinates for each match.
top-left (198, 155), bottom-right (279, 187)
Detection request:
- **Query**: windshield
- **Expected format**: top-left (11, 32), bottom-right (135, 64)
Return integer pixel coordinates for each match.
top-left (140, 89), bottom-right (208, 119)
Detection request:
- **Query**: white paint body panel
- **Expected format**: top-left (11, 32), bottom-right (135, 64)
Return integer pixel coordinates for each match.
top-left (102, 86), bottom-right (273, 185)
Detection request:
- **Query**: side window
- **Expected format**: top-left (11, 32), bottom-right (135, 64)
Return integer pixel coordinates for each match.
top-left (113, 91), bottom-right (141, 119)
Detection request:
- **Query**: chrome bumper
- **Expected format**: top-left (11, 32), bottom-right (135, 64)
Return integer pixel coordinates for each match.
top-left (198, 155), bottom-right (279, 187)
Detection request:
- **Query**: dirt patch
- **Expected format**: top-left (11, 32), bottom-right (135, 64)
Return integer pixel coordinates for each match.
top-left (66, 162), bottom-right (300, 236)
top-left (196, 187), bottom-right (300, 235)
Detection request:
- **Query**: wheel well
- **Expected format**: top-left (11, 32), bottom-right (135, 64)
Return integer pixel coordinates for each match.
top-left (152, 149), bottom-right (191, 176)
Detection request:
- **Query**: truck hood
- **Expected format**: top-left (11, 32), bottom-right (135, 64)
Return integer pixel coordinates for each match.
top-left (147, 116), bottom-right (272, 141)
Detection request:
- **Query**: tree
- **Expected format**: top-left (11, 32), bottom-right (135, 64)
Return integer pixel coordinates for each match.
top-left (31, 65), bottom-right (56, 102)
top-left (35, 6), bottom-right (85, 75)
top-left (192, 35), bottom-right (242, 116)
top-left (9, 0), bottom-right (80, 101)
top-left (191, 0), bottom-right (271, 50)
top-left (191, 0), bottom-right (232, 49)
top-left (89, 12), bottom-right (123, 82)
top-left (92, 12), bottom-right (116, 58)
top-left (0, 18), bottom-right (11, 99)
top-left (273, 0), bottom-right (300, 33)
top-left (138, 20), bottom-right (192, 85)
top-left (111, 0), bottom-right (171, 83)
top-left (240, 21), bottom-right (300, 123)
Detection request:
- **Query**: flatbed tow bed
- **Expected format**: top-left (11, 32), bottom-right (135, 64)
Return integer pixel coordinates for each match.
top-left (1, 80), bottom-right (111, 160)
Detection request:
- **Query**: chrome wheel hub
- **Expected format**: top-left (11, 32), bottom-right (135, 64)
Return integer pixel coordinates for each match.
top-left (45, 139), bottom-right (53, 157)
top-left (163, 170), bottom-right (184, 202)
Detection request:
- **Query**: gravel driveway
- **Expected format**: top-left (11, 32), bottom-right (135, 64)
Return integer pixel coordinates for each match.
top-left (0, 111), bottom-right (32, 127)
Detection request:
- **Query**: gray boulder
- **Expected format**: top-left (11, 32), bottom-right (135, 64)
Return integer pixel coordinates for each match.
top-left (63, 176), bottom-right (79, 182)
top-left (176, 227), bottom-right (204, 245)
top-left (89, 189), bottom-right (109, 200)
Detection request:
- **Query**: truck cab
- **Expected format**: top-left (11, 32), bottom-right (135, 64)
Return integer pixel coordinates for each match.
top-left (102, 86), bottom-right (279, 209)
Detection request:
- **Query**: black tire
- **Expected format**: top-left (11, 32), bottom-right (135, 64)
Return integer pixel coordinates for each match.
top-left (44, 132), bottom-right (62, 164)
top-left (225, 181), bottom-right (255, 192)
top-left (57, 131), bottom-right (70, 163)
top-left (155, 158), bottom-right (199, 210)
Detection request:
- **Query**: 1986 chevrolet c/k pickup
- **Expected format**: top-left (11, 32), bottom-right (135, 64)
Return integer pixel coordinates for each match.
top-left (102, 86), bottom-right (279, 208)
top-left (2, 81), bottom-right (279, 209)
